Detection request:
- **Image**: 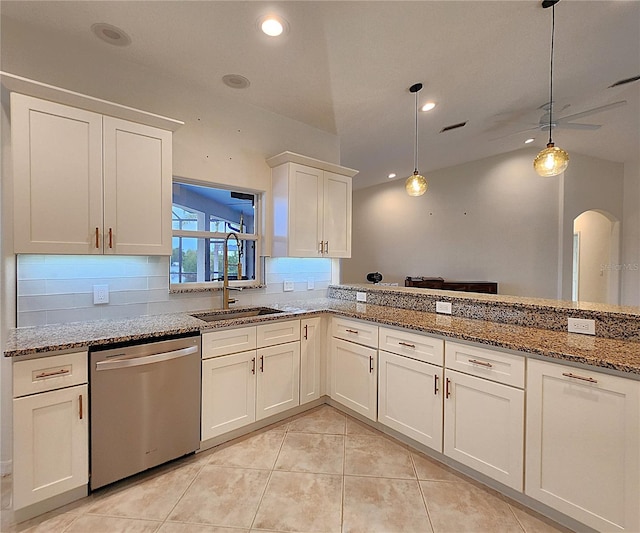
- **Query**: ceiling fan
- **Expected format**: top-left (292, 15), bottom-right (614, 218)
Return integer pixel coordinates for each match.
top-left (492, 99), bottom-right (627, 140)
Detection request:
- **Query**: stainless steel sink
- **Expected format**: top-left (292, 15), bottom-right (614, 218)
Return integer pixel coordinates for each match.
top-left (191, 307), bottom-right (284, 322)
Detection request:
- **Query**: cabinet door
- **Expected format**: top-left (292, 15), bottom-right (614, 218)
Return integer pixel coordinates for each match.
top-left (13, 384), bottom-right (88, 510)
top-left (288, 163), bottom-right (323, 257)
top-left (443, 369), bottom-right (524, 491)
top-left (330, 338), bottom-right (377, 421)
top-left (256, 342), bottom-right (300, 420)
top-left (300, 317), bottom-right (323, 404)
top-left (526, 359), bottom-right (640, 532)
top-left (322, 171), bottom-right (352, 258)
top-left (201, 351), bottom-right (256, 440)
top-left (378, 351), bottom-right (443, 451)
top-left (12, 93), bottom-right (103, 254)
top-left (103, 117), bottom-right (172, 255)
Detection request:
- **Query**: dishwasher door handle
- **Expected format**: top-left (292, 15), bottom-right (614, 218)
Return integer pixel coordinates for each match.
top-left (95, 345), bottom-right (198, 371)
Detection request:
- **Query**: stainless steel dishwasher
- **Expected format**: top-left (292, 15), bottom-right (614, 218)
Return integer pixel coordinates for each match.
top-left (90, 334), bottom-right (200, 490)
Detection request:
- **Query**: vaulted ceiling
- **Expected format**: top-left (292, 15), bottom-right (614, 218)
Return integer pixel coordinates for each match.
top-left (2, 1), bottom-right (638, 189)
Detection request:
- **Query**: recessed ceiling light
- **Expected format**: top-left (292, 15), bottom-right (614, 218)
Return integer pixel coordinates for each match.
top-left (222, 74), bottom-right (251, 89)
top-left (421, 102), bottom-right (436, 112)
top-left (524, 138), bottom-right (535, 144)
top-left (388, 173), bottom-right (397, 179)
top-left (258, 15), bottom-right (289, 37)
top-left (91, 23), bottom-right (131, 46)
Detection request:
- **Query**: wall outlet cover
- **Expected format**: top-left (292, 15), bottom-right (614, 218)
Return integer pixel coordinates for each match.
top-left (307, 280), bottom-right (315, 290)
top-left (568, 317), bottom-right (596, 335)
top-left (283, 280), bottom-right (295, 292)
top-left (436, 301), bottom-right (452, 314)
top-left (93, 284), bottom-right (109, 304)
top-left (356, 292), bottom-right (367, 302)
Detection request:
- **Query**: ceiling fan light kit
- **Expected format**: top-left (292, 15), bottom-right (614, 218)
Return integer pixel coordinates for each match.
top-left (534, 0), bottom-right (569, 177)
top-left (405, 82), bottom-right (428, 197)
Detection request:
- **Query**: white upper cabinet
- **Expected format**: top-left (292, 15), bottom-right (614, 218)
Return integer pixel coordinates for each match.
top-left (268, 152), bottom-right (357, 258)
top-left (12, 92), bottom-right (173, 255)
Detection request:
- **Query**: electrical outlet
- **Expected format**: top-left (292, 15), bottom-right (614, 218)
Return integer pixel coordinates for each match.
top-left (283, 280), bottom-right (294, 292)
top-left (436, 301), bottom-right (452, 315)
top-left (568, 317), bottom-right (596, 335)
top-left (356, 292), bottom-right (367, 302)
top-left (307, 279), bottom-right (315, 290)
top-left (93, 284), bottom-right (109, 305)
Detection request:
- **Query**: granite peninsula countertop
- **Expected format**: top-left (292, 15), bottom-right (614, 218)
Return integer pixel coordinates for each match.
top-left (4, 298), bottom-right (640, 377)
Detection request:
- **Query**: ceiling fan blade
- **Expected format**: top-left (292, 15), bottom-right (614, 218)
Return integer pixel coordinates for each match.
top-left (556, 100), bottom-right (627, 123)
top-left (557, 123), bottom-right (601, 130)
top-left (489, 126), bottom-right (540, 141)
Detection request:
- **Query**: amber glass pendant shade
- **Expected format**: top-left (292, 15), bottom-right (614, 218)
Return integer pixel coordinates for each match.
top-left (533, 142), bottom-right (569, 177)
top-left (405, 171), bottom-right (428, 196)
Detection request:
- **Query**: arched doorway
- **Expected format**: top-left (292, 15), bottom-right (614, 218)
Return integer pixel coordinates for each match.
top-left (572, 210), bottom-right (620, 304)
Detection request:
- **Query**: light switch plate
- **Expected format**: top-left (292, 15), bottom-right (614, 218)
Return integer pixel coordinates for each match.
top-left (93, 284), bottom-right (109, 305)
top-left (436, 301), bottom-right (452, 314)
top-left (356, 292), bottom-right (367, 302)
top-left (283, 280), bottom-right (294, 292)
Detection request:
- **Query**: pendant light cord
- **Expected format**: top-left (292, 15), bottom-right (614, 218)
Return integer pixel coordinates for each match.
top-left (414, 88), bottom-right (419, 172)
top-left (548, 4), bottom-right (555, 145)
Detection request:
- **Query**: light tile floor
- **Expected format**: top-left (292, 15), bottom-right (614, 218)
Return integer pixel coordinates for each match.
top-left (6, 405), bottom-right (573, 533)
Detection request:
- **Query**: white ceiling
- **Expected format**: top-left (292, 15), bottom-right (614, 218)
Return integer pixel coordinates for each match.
top-left (2, 1), bottom-right (638, 190)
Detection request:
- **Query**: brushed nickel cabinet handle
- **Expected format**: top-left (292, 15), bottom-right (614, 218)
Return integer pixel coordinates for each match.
top-left (434, 374), bottom-right (439, 395)
top-left (95, 227), bottom-right (100, 249)
top-left (251, 357), bottom-right (256, 375)
top-left (260, 355), bottom-right (264, 373)
top-left (319, 241), bottom-right (324, 254)
top-left (562, 372), bottom-right (597, 384)
top-left (35, 368), bottom-right (70, 379)
top-left (324, 241), bottom-right (329, 254)
top-left (108, 228), bottom-right (113, 248)
top-left (399, 342), bottom-right (416, 348)
top-left (469, 359), bottom-right (493, 368)
top-left (445, 377), bottom-right (451, 399)
top-left (346, 329), bottom-right (359, 334)
top-left (79, 394), bottom-right (83, 420)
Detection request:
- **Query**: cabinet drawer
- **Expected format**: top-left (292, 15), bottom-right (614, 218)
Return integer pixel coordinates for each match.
top-left (332, 317), bottom-right (378, 348)
top-left (202, 327), bottom-right (257, 359)
top-left (379, 326), bottom-right (443, 366)
top-left (445, 341), bottom-right (524, 388)
top-left (13, 351), bottom-right (88, 397)
top-left (257, 320), bottom-right (300, 348)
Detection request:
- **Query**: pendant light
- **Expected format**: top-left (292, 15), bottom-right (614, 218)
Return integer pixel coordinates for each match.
top-left (534, 0), bottom-right (569, 177)
top-left (405, 83), bottom-right (428, 196)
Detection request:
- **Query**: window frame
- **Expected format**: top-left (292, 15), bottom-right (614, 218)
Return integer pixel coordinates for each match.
top-left (170, 179), bottom-right (263, 291)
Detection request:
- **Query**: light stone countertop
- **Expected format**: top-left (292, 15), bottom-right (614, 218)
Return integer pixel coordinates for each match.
top-left (4, 298), bottom-right (640, 377)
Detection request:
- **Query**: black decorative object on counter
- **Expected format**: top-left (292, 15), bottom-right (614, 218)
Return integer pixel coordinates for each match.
top-left (366, 272), bottom-right (383, 284)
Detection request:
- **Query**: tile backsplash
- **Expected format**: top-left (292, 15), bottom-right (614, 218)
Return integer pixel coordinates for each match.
top-left (17, 255), bottom-right (332, 327)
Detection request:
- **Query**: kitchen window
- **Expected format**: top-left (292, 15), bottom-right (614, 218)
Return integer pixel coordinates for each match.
top-left (171, 181), bottom-right (261, 287)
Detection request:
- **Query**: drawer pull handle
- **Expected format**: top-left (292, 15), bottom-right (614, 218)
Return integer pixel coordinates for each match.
top-left (434, 374), bottom-right (439, 395)
top-left (369, 355), bottom-right (374, 373)
top-left (445, 377), bottom-right (451, 399)
top-left (469, 359), bottom-right (493, 368)
top-left (562, 372), bottom-right (597, 384)
top-left (260, 355), bottom-right (264, 373)
top-left (79, 394), bottom-right (83, 420)
top-left (346, 329), bottom-right (359, 334)
top-left (251, 357), bottom-right (256, 375)
top-left (35, 368), bottom-right (70, 379)
top-left (398, 342), bottom-right (416, 348)
top-left (95, 227), bottom-right (100, 249)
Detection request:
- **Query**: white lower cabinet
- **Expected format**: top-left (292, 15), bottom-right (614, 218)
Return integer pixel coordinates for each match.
top-left (300, 317), bottom-right (323, 404)
top-left (526, 359), bottom-right (640, 532)
top-left (378, 350), bottom-right (443, 450)
top-left (256, 342), bottom-right (301, 420)
top-left (443, 368), bottom-right (524, 491)
top-left (201, 350), bottom-right (257, 440)
top-left (330, 337), bottom-right (377, 420)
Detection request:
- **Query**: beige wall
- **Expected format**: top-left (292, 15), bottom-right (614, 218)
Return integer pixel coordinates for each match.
top-left (343, 148), bottom-right (630, 302)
